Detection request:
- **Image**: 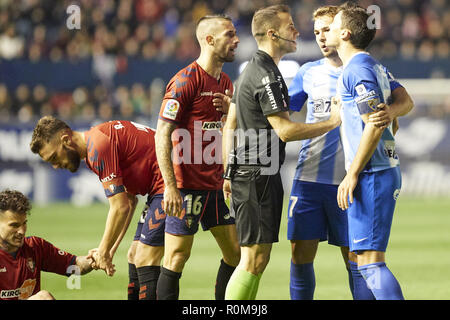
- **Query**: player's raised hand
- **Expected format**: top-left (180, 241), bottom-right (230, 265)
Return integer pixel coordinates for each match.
top-left (337, 172), bottom-right (358, 210)
top-left (369, 103), bottom-right (394, 129)
top-left (162, 185), bottom-right (183, 217)
top-left (329, 96), bottom-right (342, 127)
top-left (213, 89), bottom-right (232, 114)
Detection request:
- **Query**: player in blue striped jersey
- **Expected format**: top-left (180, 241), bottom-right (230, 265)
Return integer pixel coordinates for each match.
top-left (288, 5), bottom-right (412, 300)
top-left (326, 3), bottom-right (414, 299)
top-left (287, 6), bottom-right (351, 300)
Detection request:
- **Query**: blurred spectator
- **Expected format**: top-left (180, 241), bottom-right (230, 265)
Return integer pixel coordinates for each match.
top-left (0, 0), bottom-right (446, 63)
top-left (0, 25), bottom-right (24, 59)
top-left (0, 0), bottom-right (447, 125)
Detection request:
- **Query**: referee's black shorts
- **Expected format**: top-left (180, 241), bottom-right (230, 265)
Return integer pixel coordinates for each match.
top-left (230, 166), bottom-right (284, 245)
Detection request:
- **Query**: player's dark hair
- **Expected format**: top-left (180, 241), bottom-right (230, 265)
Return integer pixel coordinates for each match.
top-left (30, 116), bottom-right (71, 154)
top-left (196, 14), bottom-right (232, 29)
top-left (252, 4), bottom-right (291, 39)
top-left (338, 1), bottom-right (376, 49)
top-left (0, 189), bottom-right (31, 215)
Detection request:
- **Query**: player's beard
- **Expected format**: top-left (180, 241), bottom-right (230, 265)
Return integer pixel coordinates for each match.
top-left (64, 146), bottom-right (81, 173)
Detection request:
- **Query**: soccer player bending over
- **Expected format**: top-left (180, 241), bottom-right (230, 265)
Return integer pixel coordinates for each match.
top-left (326, 2), bottom-right (414, 299)
top-left (30, 117), bottom-right (166, 300)
top-left (0, 189), bottom-right (93, 300)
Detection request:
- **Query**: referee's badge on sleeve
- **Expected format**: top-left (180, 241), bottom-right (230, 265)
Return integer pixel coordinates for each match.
top-left (163, 99), bottom-right (180, 120)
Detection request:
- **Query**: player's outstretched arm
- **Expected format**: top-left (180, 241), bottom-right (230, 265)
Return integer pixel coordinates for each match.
top-left (94, 191), bottom-right (132, 276)
top-left (155, 119), bottom-right (183, 217)
top-left (267, 97), bottom-right (341, 142)
top-left (109, 193), bottom-right (138, 258)
top-left (222, 102), bottom-right (237, 200)
top-left (75, 255), bottom-right (94, 275)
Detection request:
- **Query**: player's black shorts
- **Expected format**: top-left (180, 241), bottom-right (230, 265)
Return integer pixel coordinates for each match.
top-left (230, 166), bottom-right (284, 245)
top-left (165, 189), bottom-right (235, 235)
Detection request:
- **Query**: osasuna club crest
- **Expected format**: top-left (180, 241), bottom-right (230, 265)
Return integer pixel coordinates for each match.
top-left (26, 258), bottom-right (35, 273)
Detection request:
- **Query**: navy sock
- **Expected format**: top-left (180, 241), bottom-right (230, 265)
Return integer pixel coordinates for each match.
top-left (347, 263), bottom-right (354, 298)
top-left (215, 259), bottom-right (236, 300)
top-left (137, 266), bottom-right (160, 300)
top-left (290, 261), bottom-right (315, 300)
top-left (127, 263), bottom-right (139, 301)
top-left (358, 262), bottom-right (404, 300)
top-left (156, 267), bottom-right (182, 300)
top-left (349, 261), bottom-right (375, 300)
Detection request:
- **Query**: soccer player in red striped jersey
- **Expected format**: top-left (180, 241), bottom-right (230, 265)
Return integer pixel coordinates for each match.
top-left (30, 118), bottom-right (165, 300)
top-left (0, 189), bottom-right (93, 300)
top-left (155, 14), bottom-right (240, 300)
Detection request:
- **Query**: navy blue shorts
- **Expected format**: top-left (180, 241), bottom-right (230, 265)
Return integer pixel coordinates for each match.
top-left (133, 194), bottom-right (165, 246)
top-left (348, 167), bottom-right (402, 253)
top-left (165, 189), bottom-right (235, 236)
top-left (287, 180), bottom-right (348, 247)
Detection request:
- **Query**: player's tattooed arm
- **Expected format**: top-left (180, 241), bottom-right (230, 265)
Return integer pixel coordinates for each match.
top-left (222, 102), bottom-right (237, 200)
top-left (155, 119), bottom-right (183, 217)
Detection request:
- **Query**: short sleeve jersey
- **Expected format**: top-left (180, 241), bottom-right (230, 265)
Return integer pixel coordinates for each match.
top-left (159, 61), bottom-right (233, 190)
top-left (84, 120), bottom-right (165, 197)
top-left (231, 50), bottom-right (290, 171)
top-left (288, 58), bottom-right (345, 185)
top-left (0, 236), bottom-right (76, 300)
top-left (337, 52), bottom-right (402, 172)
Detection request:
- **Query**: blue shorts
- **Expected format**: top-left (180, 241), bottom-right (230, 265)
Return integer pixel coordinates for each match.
top-left (287, 180), bottom-right (348, 247)
top-left (165, 189), bottom-right (235, 236)
top-left (133, 194), bottom-right (165, 246)
top-left (348, 167), bottom-right (402, 253)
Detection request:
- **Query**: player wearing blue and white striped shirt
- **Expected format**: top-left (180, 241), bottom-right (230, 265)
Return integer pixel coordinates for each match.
top-left (326, 3), bottom-right (414, 300)
top-left (287, 6), bottom-right (351, 300)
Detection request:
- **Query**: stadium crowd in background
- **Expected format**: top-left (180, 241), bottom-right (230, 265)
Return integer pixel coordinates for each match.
top-left (0, 0), bottom-right (448, 123)
top-left (0, 0), bottom-right (448, 62)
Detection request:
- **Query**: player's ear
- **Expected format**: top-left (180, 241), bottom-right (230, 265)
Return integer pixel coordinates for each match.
top-left (60, 131), bottom-right (72, 147)
top-left (206, 34), bottom-right (214, 46)
top-left (341, 29), bottom-right (351, 41)
top-left (268, 29), bottom-right (276, 40)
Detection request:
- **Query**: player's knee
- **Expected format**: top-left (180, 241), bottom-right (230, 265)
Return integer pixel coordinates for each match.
top-left (134, 244), bottom-right (164, 268)
top-left (29, 290), bottom-right (55, 300)
top-left (227, 245), bottom-right (241, 267)
top-left (291, 240), bottom-right (318, 264)
top-left (164, 248), bottom-right (191, 272)
top-left (127, 243), bottom-right (137, 264)
top-left (242, 252), bottom-right (270, 274)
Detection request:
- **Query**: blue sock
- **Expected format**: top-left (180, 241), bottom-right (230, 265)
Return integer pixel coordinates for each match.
top-left (349, 261), bottom-right (375, 300)
top-left (347, 263), bottom-right (354, 298)
top-left (290, 261), bottom-right (315, 300)
top-left (358, 262), bottom-right (404, 300)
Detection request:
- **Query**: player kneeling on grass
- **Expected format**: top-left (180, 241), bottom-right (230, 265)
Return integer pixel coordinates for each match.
top-left (0, 189), bottom-right (93, 300)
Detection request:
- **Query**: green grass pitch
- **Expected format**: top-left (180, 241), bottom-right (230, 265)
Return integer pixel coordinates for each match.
top-left (28, 197), bottom-right (450, 300)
